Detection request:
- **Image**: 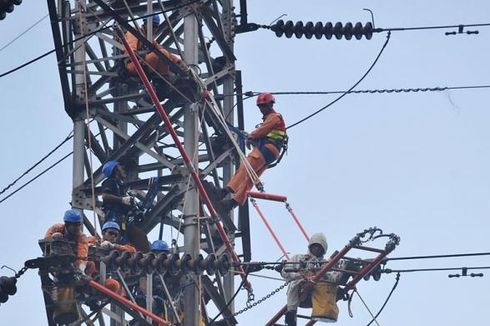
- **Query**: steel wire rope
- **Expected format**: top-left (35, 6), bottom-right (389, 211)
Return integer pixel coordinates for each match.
top-left (366, 273), bottom-right (400, 326)
top-left (383, 266), bottom-right (490, 274)
top-left (287, 31), bottom-right (392, 130)
top-left (79, 3), bottom-right (99, 235)
top-left (209, 269), bottom-right (251, 325)
top-left (0, 14), bottom-right (49, 52)
top-left (0, 0), bottom-right (201, 79)
top-left (0, 131), bottom-right (73, 196)
top-left (354, 289), bottom-right (381, 326)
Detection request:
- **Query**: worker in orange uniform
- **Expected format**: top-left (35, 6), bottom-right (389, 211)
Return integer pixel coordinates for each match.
top-left (124, 15), bottom-right (186, 77)
top-left (45, 209), bottom-right (90, 274)
top-left (218, 92), bottom-right (287, 212)
top-left (87, 221), bottom-right (135, 294)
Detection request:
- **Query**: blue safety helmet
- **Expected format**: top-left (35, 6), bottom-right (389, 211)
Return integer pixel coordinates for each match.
top-left (102, 160), bottom-right (119, 178)
top-left (150, 240), bottom-right (169, 253)
top-left (152, 15), bottom-right (160, 25)
top-left (63, 209), bottom-right (83, 224)
top-left (102, 221), bottom-right (120, 232)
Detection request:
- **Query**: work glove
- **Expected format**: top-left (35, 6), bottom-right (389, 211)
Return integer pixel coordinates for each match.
top-left (78, 262), bottom-right (87, 274)
top-left (100, 241), bottom-right (114, 249)
top-left (121, 196), bottom-right (135, 206)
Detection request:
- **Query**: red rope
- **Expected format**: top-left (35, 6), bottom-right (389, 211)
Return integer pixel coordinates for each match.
top-left (118, 28), bottom-right (251, 291)
top-left (250, 199), bottom-right (290, 260)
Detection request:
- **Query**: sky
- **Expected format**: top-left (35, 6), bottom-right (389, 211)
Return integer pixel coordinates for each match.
top-left (1, 0), bottom-right (490, 325)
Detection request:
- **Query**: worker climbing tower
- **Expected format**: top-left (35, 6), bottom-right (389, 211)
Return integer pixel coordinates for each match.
top-left (45, 0), bottom-right (251, 324)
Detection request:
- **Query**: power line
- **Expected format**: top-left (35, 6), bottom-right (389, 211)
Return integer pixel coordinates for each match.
top-left (383, 266), bottom-right (490, 274)
top-left (0, 1), bottom-right (200, 79)
top-left (286, 31), bottom-right (391, 130)
top-left (0, 14), bottom-right (49, 52)
top-left (378, 22), bottom-right (490, 33)
top-left (0, 132), bottom-right (72, 196)
top-left (385, 251), bottom-right (490, 262)
top-left (0, 152), bottom-right (73, 205)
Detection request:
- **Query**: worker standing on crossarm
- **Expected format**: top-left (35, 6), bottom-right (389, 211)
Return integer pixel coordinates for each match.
top-left (218, 92), bottom-right (287, 212)
top-left (101, 160), bottom-right (150, 252)
top-left (44, 209), bottom-right (89, 274)
top-left (124, 15), bottom-right (187, 77)
top-left (281, 232), bottom-right (344, 326)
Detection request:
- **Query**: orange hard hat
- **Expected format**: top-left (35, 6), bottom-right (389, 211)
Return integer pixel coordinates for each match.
top-left (256, 92), bottom-right (275, 106)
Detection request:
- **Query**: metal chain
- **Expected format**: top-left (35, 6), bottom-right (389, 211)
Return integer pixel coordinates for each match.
top-left (15, 266), bottom-right (28, 279)
top-left (233, 281), bottom-right (290, 316)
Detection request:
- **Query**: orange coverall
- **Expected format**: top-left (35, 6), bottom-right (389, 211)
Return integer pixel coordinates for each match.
top-left (124, 30), bottom-right (183, 76)
top-left (44, 223), bottom-right (88, 269)
top-left (227, 110), bottom-right (285, 205)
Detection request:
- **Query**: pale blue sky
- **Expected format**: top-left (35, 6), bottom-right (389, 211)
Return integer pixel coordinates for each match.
top-left (1, 1), bottom-right (490, 325)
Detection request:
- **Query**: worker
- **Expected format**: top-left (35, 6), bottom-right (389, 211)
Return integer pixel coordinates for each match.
top-left (87, 221), bottom-right (135, 294)
top-left (101, 160), bottom-right (134, 224)
top-left (218, 92), bottom-right (287, 212)
top-left (101, 160), bottom-right (150, 252)
top-left (44, 209), bottom-right (89, 275)
top-left (88, 221), bottom-right (136, 253)
top-left (124, 15), bottom-right (187, 78)
top-left (281, 232), bottom-right (343, 326)
top-left (150, 240), bottom-right (171, 254)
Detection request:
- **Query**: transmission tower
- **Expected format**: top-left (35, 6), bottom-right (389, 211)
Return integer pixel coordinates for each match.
top-left (45, 0), bottom-right (250, 324)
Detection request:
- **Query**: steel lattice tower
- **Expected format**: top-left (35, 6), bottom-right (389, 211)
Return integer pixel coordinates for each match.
top-left (45, 0), bottom-right (251, 324)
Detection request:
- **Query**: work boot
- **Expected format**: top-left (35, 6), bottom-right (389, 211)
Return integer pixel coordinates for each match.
top-left (285, 310), bottom-right (297, 326)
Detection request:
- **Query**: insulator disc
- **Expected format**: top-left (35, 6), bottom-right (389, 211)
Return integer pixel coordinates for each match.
top-left (343, 22), bottom-right (353, 40)
top-left (353, 22), bottom-right (363, 40)
top-left (293, 21), bottom-right (304, 39)
top-left (273, 19), bottom-right (285, 37)
top-left (314, 22), bottom-right (323, 39)
top-left (364, 22), bottom-right (373, 40)
top-left (304, 21), bottom-right (314, 39)
top-left (284, 20), bottom-right (294, 38)
top-left (323, 22), bottom-right (333, 39)
top-left (333, 22), bottom-right (343, 40)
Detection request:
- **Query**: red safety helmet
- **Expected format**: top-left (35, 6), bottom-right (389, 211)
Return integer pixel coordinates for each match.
top-left (256, 92), bottom-right (275, 106)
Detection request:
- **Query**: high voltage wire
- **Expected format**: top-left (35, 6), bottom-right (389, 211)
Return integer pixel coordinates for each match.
top-left (0, 0), bottom-right (201, 79)
top-left (0, 14), bottom-right (49, 52)
top-left (287, 31), bottom-right (392, 129)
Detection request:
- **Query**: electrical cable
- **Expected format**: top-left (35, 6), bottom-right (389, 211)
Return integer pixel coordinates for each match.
top-left (378, 22), bottom-right (490, 33)
top-left (0, 0), bottom-right (201, 79)
top-left (385, 251), bottom-right (490, 262)
top-left (383, 266), bottom-right (490, 274)
top-left (0, 131), bottom-right (73, 196)
top-left (0, 152), bottom-right (72, 205)
top-left (287, 31), bottom-right (391, 130)
top-left (0, 14), bottom-right (49, 52)
top-left (366, 273), bottom-right (400, 326)
top-left (209, 270), bottom-right (250, 325)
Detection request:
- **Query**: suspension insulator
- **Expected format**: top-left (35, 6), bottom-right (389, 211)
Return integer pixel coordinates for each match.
top-left (164, 254), bottom-right (180, 276)
top-left (333, 22), bottom-right (343, 39)
top-left (304, 21), bottom-right (314, 39)
top-left (293, 21), bottom-right (304, 38)
top-left (139, 253), bottom-right (155, 274)
top-left (343, 22), bottom-right (353, 40)
top-left (203, 254), bottom-right (217, 276)
top-left (153, 253), bottom-right (168, 274)
top-left (193, 254), bottom-right (205, 274)
top-left (323, 22), bottom-right (333, 39)
top-left (284, 20), bottom-right (294, 38)
top-left (180, 254), bottom-right (193, 274)
top-left (273, 19), bottom-right (285, 37)
top-left (114, 251), bottom-right (132, 271)
top-left (353, 22), bottom-right (363, 40)
top-left (314, 22), bottom-right (323, 39)
top-left (217, 254), bottom-right (231, 275)
top-left (101, 250), bottom-right (119, 266)
top-left (128, 252), bottom-right (144, 274)
top-left (364, 22), bottom-right (373, 40)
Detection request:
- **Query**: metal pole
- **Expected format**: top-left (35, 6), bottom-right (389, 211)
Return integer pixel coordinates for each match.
top-left (183, 10), bottom-right (200, 326)
top-left (222, 0), bottom-right (236, 308)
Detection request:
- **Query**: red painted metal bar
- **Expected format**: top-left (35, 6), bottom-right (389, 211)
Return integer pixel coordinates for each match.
top-left (89, 280), bottom-right (169, 325)
top-left (119, 30), bottom-right (251, 290)
top-left (250, 199), bottom-right (290, 260)
top-left (353, 245), bottom-right (385, 253)
top-left (285, 202), bottom-right (310, 242)
top-left (247, 191), bottom-right (287, 202)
